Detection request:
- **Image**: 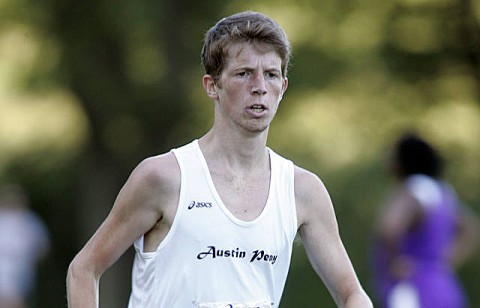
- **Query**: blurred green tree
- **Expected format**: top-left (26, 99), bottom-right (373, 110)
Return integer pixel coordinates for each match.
top-left (0, 0), bottom-right (479, 306)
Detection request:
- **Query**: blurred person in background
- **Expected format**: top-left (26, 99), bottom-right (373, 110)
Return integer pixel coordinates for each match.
top-left (0, 184), bottom-right (51, 308)
top-left (371, 133), bottom-right (480, 308)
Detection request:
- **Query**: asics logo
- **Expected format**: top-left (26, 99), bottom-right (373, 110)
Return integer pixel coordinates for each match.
top-left (188, 201), bottom-right (213, 210)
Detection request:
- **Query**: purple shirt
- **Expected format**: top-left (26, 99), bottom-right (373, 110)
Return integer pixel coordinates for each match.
top-left (371, 175), bottom-right (467, 308)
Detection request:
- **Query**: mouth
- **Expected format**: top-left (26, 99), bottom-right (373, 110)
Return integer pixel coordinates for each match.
top-left (249, 104), bottom-right (267, 113)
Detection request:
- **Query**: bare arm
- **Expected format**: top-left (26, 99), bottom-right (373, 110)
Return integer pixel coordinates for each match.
top-left (295, 167), bottom-right (372, 307)
top-left (372, 186), bottom-right (423, 279)
top-left (450, 204), bottom-right (480, 268)
top-left (66, 153), bottom-right (179, 308)
top-left (374, 186), bottom-right (422, 248)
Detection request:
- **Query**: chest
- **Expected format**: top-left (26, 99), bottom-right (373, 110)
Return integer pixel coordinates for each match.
top-left (210, 171), bottom-right (270, 221)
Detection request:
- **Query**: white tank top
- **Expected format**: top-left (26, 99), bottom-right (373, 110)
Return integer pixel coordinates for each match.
top-left (128, 140), bottom-right (298, 308)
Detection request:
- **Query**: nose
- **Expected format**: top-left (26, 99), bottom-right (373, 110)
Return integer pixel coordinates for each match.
top-left (251, 73), bottom-right (267, 95)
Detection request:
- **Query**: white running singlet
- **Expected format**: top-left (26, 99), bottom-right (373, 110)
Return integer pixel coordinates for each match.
top-left (128, 140), bottom-right (298, 308)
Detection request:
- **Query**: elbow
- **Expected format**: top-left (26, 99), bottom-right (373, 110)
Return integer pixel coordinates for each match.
top-left (67, 256), bottom-right (83, 290)
top-left (66, 254), bottom-right (99, 290)
top-left (341, 287), bottom-right (373, 308)
top-left (66, 257), bottom-right (80, 303)
top-left (66, 254), bottom-right (101, 307)
top-left (67, 258), bottom-right (78, 281)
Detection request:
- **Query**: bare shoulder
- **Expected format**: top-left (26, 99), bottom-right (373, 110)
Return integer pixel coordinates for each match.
top-left (132, 152), bottom-right (180, 195)
top-left (115, 151), bottom-right (181, 221)
top-left (294, 165), bottom-right (334, 228)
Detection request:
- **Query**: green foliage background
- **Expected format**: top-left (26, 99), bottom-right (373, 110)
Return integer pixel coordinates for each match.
top-left (0, 0), bottom-right (479, 306)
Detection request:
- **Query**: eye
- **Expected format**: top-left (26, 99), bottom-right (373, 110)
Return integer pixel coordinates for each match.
top-left (266, 71), bottom-right (280, 79)
top-left (237, 71), bottom-right (251, 77)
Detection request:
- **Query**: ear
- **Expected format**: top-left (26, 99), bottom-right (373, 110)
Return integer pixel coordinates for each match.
top-left (280, 77), bottom-right (288, 98)
top-left (202, 74), bottom-right (219, 100)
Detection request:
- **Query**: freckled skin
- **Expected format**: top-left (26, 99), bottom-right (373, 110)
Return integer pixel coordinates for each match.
top-left (209, 42), bottom-right (287, 134)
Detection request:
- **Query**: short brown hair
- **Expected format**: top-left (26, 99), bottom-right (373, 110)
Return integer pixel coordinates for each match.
top-left (201, 11), bottom-right (292, 81)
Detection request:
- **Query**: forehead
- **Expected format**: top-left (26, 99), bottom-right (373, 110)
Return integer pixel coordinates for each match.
top-left (225, 42), bottom-right (282, 68)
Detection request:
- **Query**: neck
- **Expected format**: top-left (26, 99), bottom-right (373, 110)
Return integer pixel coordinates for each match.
top-left (198, 129), bottom-right (270, 172)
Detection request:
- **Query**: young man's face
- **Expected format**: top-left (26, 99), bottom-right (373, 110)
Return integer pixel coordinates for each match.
top-left (211, 42), bottom-right (288, 133)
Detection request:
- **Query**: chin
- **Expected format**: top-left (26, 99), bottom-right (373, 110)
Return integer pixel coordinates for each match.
top-left (239, 118), bottom-right (271, 133)
top-left (245, 125), bottom-right (269, 133)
